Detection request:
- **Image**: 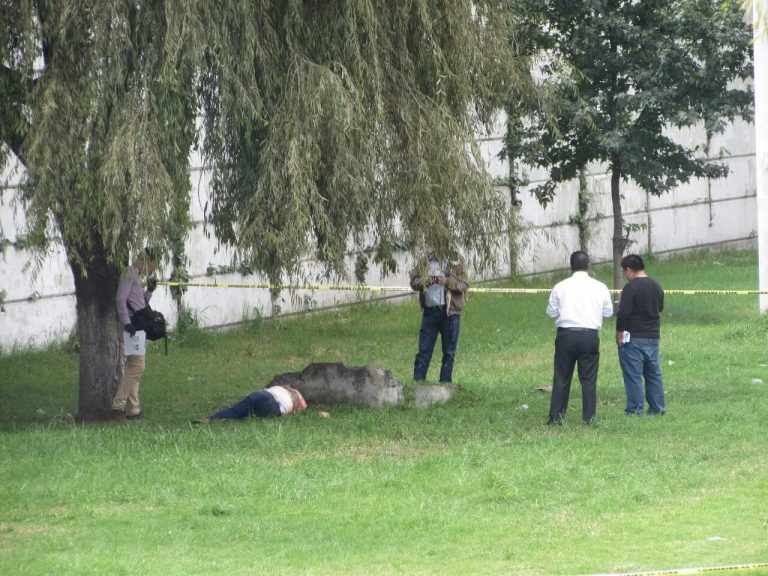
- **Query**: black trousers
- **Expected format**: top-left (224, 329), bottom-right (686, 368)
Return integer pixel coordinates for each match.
top-left (548, 328), bottom-right (600, 423)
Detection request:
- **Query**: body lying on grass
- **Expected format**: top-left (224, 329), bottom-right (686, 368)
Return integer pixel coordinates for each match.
top-left (194, 385), bottom-right (308, 424)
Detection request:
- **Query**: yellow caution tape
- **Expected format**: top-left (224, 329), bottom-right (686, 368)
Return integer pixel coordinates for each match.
top-left (662, 290), bottom-right (763, 296)
top-left (580, 562), bottom-right (768, 576)
top-left (158, 281), bottom-right (768, 296)
top-left (160, 281), bottom-right (413, 292)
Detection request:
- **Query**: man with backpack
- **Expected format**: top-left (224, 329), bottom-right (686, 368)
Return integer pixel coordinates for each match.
top-left (110, 248), bottom-right (159, 421)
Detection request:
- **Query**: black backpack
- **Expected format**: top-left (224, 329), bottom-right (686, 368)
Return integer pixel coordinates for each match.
top-left (131, 306), bottom-right (168, 353)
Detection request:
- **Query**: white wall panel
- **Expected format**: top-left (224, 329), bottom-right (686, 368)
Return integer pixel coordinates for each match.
top-left (1, 295), bottom-right (76, 349)
top-left (0, 117), bottom-right (758, 349)
top-left (520, 179), bottom-right (578, 227)
top-left (710, 156), bottom-right (757, 200)
top-left (711, 118), bottom-right (756, 159)
top-left (189, 169), bottom-right (213, 223)
top-left (478, 137), bottom-right (508, 181)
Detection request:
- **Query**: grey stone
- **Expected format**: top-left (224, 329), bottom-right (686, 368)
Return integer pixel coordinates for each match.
top-left (269, 362), bottom-right (404, 408)
top-left (268, 363), bottom-right (458, 408)
top-left (413, 384), bottom-right (458, 408)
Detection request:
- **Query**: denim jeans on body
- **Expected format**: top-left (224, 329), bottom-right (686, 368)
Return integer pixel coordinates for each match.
top-left (413, 307), bottom-right (461, 383)
top-left (618, 338), bottom-right (665, 415)
top-left (210, 390), bottom-right (282, 420)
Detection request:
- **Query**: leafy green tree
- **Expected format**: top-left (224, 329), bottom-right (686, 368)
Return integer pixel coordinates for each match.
top-left (514, 0), bottom-right (753, 288)
top-left (1, 1), bottom-right (518, 420)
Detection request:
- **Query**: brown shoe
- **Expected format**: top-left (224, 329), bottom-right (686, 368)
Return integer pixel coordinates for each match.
top-left (110, 409), bottom-right (127, 422)
top-left (126, 411), bottom-right (144, 420)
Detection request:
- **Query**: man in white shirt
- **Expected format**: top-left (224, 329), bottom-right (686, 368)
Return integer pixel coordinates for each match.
top-left (546, 251), bottom-right (613, 425)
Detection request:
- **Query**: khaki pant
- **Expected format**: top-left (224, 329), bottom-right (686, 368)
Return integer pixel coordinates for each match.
top-left (112, 355), bottom-right (145, 416)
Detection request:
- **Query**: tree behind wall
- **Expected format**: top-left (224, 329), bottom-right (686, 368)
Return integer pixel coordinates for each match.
top-left (514, 0), bottom-right (753, 288)
top-left (1, 1), bottom-right (518, 420)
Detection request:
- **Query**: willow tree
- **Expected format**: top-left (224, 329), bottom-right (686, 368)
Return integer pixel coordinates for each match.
top-left (1, 1), bottom-right (518, 420)
top-left (516, 0), bottom-right (753, 289)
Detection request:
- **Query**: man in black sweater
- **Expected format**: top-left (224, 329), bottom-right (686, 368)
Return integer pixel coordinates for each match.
top-left (616, 254), bottom-right (666, 415)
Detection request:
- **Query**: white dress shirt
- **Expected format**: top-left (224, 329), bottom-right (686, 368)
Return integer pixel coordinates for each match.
top-left (547, 271), bottom-right (613, 329)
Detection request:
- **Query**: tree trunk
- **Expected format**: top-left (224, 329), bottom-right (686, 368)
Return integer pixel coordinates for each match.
top-left (610, 160), bottom-right (624, 291)
top-left (577, 168), bottom-right (590, 251)
top-left (71, 245), bottom-right (122, 421)
top-left (755, 0), bottom-right (768, 311)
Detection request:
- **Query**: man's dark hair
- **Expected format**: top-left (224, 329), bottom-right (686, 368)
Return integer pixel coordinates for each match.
top-left (621, 254), bottom-right (645, 272)
top-left (570, 251), bottom-right (590, 272)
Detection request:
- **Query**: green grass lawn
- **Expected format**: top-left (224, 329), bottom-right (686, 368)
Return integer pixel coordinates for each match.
top-left (1, 250), bottom-right (767, 575)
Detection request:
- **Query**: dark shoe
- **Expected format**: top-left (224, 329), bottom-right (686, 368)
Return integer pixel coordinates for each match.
top-left (126, 411), bottom-right (144, 420)
top-left (545, 418), bottom-right (563, 426)
top-left (110, 409), bottom-right (127, 422)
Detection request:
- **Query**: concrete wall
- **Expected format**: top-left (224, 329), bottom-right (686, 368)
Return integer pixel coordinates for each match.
top-left (0, 116), bottom-right (757, 350)
top-left (485, 118), bottom-right (757, 275)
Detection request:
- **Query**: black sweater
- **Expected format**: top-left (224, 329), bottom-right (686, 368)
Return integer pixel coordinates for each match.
top-left (616, 276), bottom-right (664, 338)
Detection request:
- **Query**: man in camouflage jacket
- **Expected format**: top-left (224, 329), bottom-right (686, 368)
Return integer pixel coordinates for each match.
top-left (409, 254), bottom-right (469, 383)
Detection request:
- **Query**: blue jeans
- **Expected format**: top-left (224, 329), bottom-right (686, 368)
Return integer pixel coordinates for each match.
top-left (618, 338), bottom-right (665, 415)
top-left (414, 308), bottom-right (461, 383)
top-left (210, 390), bottom-right (282, 420)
